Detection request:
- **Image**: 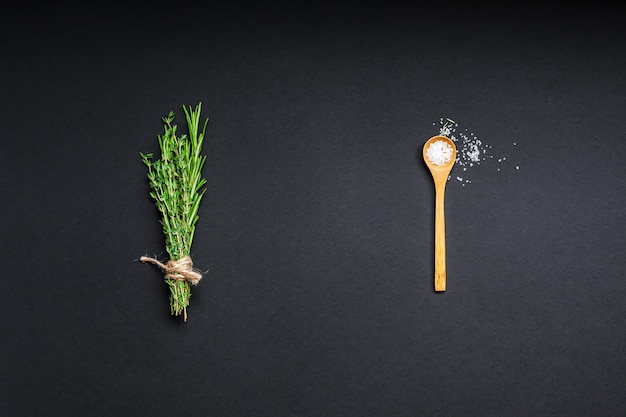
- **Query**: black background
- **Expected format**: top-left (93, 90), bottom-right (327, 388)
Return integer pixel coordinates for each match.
top-left (2, 2), bottom-right (625, 416)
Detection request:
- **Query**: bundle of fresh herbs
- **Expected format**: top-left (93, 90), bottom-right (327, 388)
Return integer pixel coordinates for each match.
top-left (140, 103), bottom-right (208, 321)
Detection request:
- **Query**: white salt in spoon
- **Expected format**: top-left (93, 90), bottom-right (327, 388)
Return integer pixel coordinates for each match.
top-left (423, 135), bottom-right (457, 292)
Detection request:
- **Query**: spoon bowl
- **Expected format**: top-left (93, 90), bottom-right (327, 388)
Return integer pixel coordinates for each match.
top-left (423, 135), bottom-right (457, 180)
top-left (423, 135), bottom-right (456, 291)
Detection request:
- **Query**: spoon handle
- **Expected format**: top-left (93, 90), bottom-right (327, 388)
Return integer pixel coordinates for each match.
top-left (434, 185), bottom-right (447, 291)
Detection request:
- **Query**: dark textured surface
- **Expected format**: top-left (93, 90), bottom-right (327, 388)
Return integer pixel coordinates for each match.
top-left (1, 2), bottom-right (625, 416)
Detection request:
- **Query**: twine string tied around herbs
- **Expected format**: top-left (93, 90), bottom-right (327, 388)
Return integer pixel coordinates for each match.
top-left (140, 255), bottom-right (202, 285)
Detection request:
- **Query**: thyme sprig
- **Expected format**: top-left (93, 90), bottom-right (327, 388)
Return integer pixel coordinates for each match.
top-left (141, 103), bottom-right (208, 321)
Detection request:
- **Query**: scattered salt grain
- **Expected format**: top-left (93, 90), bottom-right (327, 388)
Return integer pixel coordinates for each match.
top-left (433, 117), bottom-right (519, 186)
top-left (426, 140), bottom-right (453, 166)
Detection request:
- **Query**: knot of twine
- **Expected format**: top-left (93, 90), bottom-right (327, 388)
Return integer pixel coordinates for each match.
top-left (140, 255), bottom-right (202, 285)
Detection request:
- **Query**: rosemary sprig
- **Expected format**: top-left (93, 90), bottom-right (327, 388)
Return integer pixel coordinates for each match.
top-left (140, 103), bottom-right (209, 321)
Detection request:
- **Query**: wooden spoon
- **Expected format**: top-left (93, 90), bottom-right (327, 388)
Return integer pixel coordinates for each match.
top-left (423, 135), bottom-right (457, 292)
